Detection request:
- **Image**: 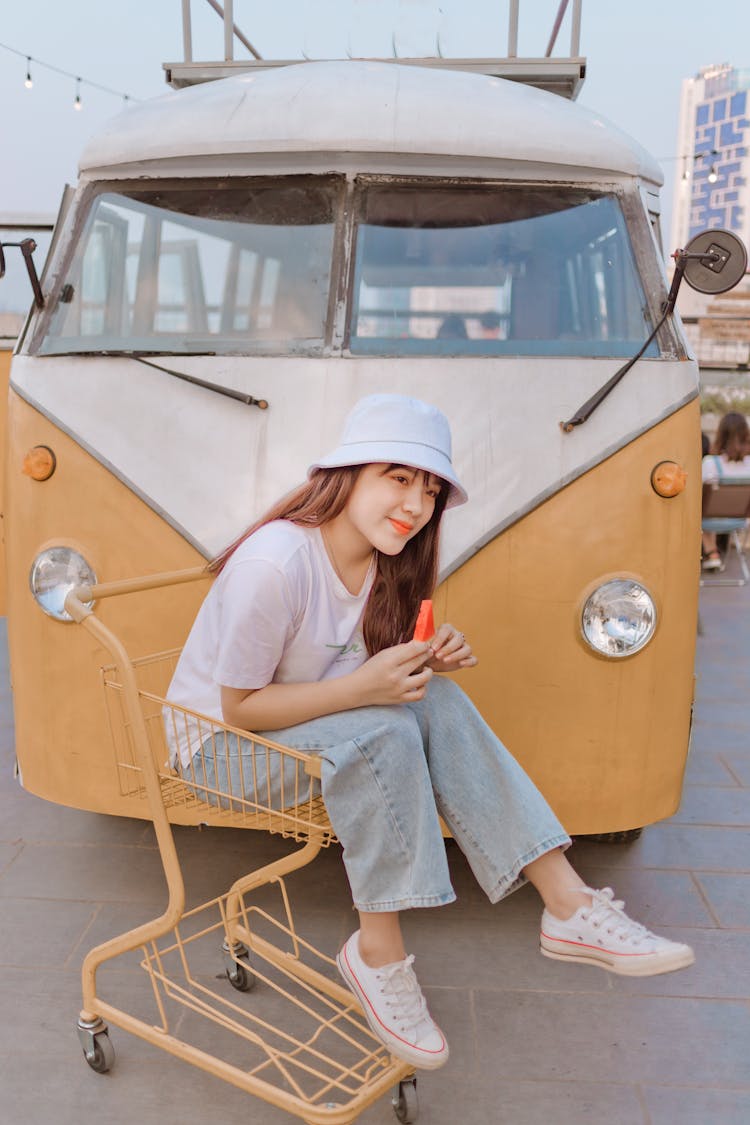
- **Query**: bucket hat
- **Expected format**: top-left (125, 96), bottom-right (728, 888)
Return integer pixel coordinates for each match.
top-left (308, 393), bottom-right (467, 507)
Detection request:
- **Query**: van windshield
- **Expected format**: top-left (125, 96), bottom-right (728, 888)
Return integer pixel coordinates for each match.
top-left (39, 178), bottom-right (340, 356)
top-left (37, 177), bottom-right (659, 360)
top-left (349, 186), bottom-right (657, 357)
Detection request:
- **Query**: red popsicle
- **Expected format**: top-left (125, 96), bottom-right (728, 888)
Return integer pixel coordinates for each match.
top-left (412, 599), bottom-right (435, 642)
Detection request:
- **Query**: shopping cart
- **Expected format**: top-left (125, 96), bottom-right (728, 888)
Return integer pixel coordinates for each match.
top-left (63, 570), bottom-right (420, 1124)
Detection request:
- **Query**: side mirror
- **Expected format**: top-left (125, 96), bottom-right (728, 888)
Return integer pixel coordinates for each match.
top-left (679, 228), bottom-right (747, 296)
top-left (0, 238), bottom-right (44, 308)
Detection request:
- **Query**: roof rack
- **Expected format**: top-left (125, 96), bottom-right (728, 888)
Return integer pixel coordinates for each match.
top-left (165, 0), bottom-right (586, 100)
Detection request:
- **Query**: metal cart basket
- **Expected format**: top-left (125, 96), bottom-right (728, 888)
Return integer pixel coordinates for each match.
top-left (64, 571), bottom-right (419, 1125)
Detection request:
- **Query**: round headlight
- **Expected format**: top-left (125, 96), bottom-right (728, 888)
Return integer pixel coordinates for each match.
top-left (581, 579), bottom-right (657, 658)
top-left (29, 547), bottom-right (97, 622)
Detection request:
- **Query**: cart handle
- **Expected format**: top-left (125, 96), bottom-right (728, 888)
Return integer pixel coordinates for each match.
top-left (65, 566), bottom-right (209, 621)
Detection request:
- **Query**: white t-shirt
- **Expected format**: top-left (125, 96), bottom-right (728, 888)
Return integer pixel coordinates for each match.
top-left (702, 453), bottom-right (750, 483)
top-left (165, 522), bottom-right (375, 766)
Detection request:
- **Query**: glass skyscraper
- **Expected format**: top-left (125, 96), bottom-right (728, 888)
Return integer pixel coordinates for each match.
top-left (670, 64), bottom-right (750, 370)
top-left (670, 63), bottom-right (750, 251)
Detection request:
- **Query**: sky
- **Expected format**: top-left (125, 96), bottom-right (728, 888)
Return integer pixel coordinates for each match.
top-left (1, 1), bottom-right (749, 237)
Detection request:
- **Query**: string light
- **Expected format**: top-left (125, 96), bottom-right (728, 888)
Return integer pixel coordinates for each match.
top-left (669, 149), bottom-right (721, 182)
top-left (0, 41), bottom-right (138, 106)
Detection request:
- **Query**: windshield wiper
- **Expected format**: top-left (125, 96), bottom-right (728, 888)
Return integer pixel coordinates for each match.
top-left (560, 230), bottom-right (747, 433)
top-left (559, 311), bottom-right (668, 432)
top-left (130, 355), bottom-right (269, 410)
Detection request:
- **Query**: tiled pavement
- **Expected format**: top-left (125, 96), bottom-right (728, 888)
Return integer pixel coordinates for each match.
top-left (1, 573), bottom-right (749, 1124)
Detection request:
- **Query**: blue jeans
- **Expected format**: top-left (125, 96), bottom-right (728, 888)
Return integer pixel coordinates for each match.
top-left (189, 676), bottom-right (570, 912)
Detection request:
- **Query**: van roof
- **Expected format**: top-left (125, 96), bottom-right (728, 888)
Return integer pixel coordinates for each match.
top-left (80, 60), bottom-right (662, 185)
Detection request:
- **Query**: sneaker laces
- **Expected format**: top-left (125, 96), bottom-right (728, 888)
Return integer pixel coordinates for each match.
top-left (578, 886), bottom-right (654, 947)
top-left (377, 955), bottom-right (432, 1035)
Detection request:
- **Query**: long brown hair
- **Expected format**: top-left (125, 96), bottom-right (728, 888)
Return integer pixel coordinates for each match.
top-left (210, 466), bottom-right (449, 653)
top-left (712, 411), bottom-right (750, 462)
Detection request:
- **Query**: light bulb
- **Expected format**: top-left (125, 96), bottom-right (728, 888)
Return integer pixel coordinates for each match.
top-left (74, 78), bottom-right (82, 111)
top-left (708, 165), bottom-right (718, 183)
top-left (24, 58), bottom-right (32, 88)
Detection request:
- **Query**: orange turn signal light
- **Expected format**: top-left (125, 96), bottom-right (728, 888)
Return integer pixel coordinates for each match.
top-left (22, 445), bottom-right (57, 482)
top-left (650, 460), bottom-right (687, 498)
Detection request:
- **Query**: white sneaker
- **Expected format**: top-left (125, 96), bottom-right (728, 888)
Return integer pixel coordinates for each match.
top-left (540, 887), bottom-right (695, 976)
top-left (702, 551), bottom-right (722, 572)
top-left (336, 931), bottom-right (449, 1070)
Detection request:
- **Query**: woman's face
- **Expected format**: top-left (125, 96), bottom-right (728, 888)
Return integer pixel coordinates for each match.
top-left (343, 463), bottom-right (442, 555)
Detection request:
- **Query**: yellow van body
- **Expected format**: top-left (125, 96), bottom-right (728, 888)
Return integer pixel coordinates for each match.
top-left (4, 61), bottom-right (700, 834)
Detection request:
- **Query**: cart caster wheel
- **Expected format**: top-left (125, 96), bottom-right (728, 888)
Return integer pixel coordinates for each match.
top-left (222, 939), bottom-right (256, 992)
top-left (227, 957), bottom-right (256, 992)
top-left (84, 1031), bottom-right (115, 1073)
top-left (392, 1076), bottom-right (418, 1123)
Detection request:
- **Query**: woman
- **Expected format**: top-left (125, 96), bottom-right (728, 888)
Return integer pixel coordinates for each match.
top-left (167, 393), bottom-right (694, 1071)
top-left (702, 411), bottom-right (750, 570)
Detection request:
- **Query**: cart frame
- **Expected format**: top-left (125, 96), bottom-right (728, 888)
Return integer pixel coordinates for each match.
top-left (63, 570), bottom-right (418, 1125)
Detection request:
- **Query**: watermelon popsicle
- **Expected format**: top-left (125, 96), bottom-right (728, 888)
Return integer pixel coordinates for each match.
top-left (412, 600), bottom-right (435, 642)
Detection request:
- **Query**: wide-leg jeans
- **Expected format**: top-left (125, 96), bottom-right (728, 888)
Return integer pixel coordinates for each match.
top-left (190, 676), bottom-right (570, 912)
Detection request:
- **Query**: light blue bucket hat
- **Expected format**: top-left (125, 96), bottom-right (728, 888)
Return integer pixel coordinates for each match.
top-left (308, 393), bottom-right (468, 508)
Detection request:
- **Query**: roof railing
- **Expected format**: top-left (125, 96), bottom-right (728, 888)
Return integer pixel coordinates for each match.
top-left (167, 0), bottom-right (585, 99)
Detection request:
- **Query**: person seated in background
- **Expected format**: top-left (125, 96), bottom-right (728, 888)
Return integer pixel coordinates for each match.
top-left (436, 313), bottom-right (468, 339)
top-left (478, 311), bottom-right (503, 339)
top-left (701, 411), bottom-right (750, 571)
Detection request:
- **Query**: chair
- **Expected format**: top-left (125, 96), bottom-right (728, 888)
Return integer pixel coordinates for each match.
top-left (701, 478), bottom-right (750, 586)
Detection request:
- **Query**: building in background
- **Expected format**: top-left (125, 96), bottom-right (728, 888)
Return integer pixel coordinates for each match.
top-left (670, 63), bottom-right (750, 370)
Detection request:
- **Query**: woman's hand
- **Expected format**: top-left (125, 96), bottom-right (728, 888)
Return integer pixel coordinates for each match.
top-left (425, 623), bottom-right (478, 671)
top-left (220, 641), bottom-right (436, 730)
top-left (353, 640), bottom-right (435, 705)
